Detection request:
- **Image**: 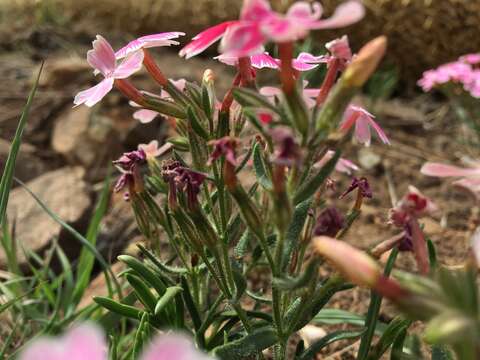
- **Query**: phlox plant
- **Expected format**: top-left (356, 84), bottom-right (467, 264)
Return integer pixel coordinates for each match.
top-left (3, 0), bottom-right (480, 360)
top-left (419, 53), bottom-right (480, 146)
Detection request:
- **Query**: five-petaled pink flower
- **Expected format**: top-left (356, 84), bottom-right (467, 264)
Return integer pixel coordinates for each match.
top-left (180, 0), bottom-right (364, 59)
top-left (339, 105), bottom-right (390, 146)
top-left (20, 323), bottom-right (214, 360)
top-left (74, 35), bottom-right (144, 107)
top-left (421, 161), bottom-right (480, 199)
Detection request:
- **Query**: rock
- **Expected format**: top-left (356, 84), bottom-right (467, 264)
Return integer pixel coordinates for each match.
top-left (1, 167), bottom-right (92, 267)
top-left (51, 106), bottom-right (122, 174)
top-left (0, 139), bottom-right (49, 183)
top-left (37, 56), bottom-right (91, 89)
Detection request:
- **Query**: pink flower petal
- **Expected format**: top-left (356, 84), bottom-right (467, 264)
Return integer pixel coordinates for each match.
top-left (220, 22), bottom-right (265, 58)
top-left (366, 117), bottom-right (390, 145)
top-left (134, 109), bottom-right (159, 123)
top-left (420, 163), bottom-right (480, 178)
top-left (312, 1), bottom-right (365, 29)
top-left (250, 52), bottom-right (279, 69)
top-left (74, 78), bottom-right (114, 107)
top-left (286, 1), bottom-right (323, 22)
top-left (291, 60), bottom-right (319, 71)
top-left (140, 334), bottom-right (212, 360)
top-left (87, 35), bottom-right (116, 76)
top-left (113, 50), bottom-right (144, 79)
top-left (19, 323), bottom-right (107, 360)
top-left (179, 21), bottom-right (237, 59)
top-left (354, 115), bottom-right (372, 146)
top-left (241, 0), bottom-right (272, 21)
top-left (116, 32), bottom-right (185, 59)
top-left (316, 150), bottom-right (359, 175)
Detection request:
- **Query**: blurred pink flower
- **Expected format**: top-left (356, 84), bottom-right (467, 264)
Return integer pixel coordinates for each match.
top-left (74, 35), bottom-right (144, 107)
top-left (460, 53), bottom-right (480, 65)
top-left (315, 150), bottom-right (359, 175)
top-left (260, 81), bottom-right (320, 108)
top-left (421, 161), bottom-right (480, 199)
top-left (19, 323), bottom-right (107, 360)
top-left (138, 140), bottom-right (173, 159)
top-left (20, 324), bottom-right (213, 360)
top-left (115, 32), bottom-right (185, 59)
top-left (339, 105), bottom-right (390, 146)
top-left (181, 0), bottom-right (364, 59)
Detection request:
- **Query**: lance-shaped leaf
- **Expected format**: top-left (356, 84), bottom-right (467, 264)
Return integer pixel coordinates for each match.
top-left (293, 150), bottom-right (341, 205)
top-left (282, 199), bottom-right (311, 270)
top-left (94, 296), bottom-right (143, 320)
top-left (253, 142), bottom-right (273, 191)
top-left (212, 326), bottom-right (278, 359)
top-left (233, 87), bottom-right (281, 115)
top-left (296, 330), bottom-right (364, 360)
top-left (144, 95), bottom-right (187, 119)
top-left (154, 286), bottom-right (183, 315)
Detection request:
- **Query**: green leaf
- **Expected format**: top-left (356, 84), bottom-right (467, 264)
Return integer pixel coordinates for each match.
top-left (252, 142), bottom-right (273, 191)
top-left (187, 106), bottom-right (209, 140)
top-left (282, 199), bottom-right (311, 271)
top-left (297, 330), bottom-right (364, 360)
top-left (94, 296), bottom-right (143, 319)
top-left (431, 345), bottom-right (454, 360)
top-left (126, 274), bottom-right (157, 313)
top-left (357, 247), bottom-right (399, 360)
top-left (0, 63), bottom-right (42, 224)
top-left (181, 276), bottom-right (202, 331)
top-left (72, 173), bottom-right (111, 306)
top-left (368, 317), bottom-right (412, 360)
top-left (427, 237), bottom-right (437, 270)
top-left (233, 87), bottom-right (281, 115)
top-left (293, 150), bottom-right (340, 204)
top-left (212, 326), bottom-right (278, 359)
top-left (118, 255), bottom-right (167, 296)
top-left (154, 286), bottom-right (183, 315)
top-left (144, 95), bottom-right (187, 119)
top-left (137, 244), bottom-right (187, 276)
top-left (273, 259), bottom-right (318, 291)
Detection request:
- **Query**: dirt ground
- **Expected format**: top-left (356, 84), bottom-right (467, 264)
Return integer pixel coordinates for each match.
top-left (1, 25), bottom-right (476, 359)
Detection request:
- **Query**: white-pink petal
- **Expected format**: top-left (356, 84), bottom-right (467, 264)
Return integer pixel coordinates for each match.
top-left (220, 22), bottom-right (266, 58)
top-left (19, 323), bottom-right (107, 360)
top-left (134, 109), bottom-right (159, 123)
top-left (74, 78), bottom-right (114, 107)
top-left (421, 163), bottom-right (480, 178)
top-left (312, 1), bottom-right (365, 29)
top-left (140, 333), bottom-right (213, 360)
top-left (87, 35), bottom-right (116, 77)
top-left (116, 32), bottom-right (185, 59)
top-left (180, 21), bottom-right (236, 59)
top-left (113, 50), bottom-right (144, 79)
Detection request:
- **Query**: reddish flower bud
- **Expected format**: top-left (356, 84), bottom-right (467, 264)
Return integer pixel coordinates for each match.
top-left (270, 127), bottom-right (301, 166)
top-left (207, 137), bottom-right (239, 166)
top-left (314, 207), bottom-right (345, 237)
top-left (340, 177), bottom-right (372, 199)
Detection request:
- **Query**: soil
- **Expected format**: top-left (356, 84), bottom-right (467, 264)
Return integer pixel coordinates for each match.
top-left (1, 25), bottom-right (477, 359)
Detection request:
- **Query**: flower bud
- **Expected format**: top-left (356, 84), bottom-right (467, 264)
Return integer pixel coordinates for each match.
top-left (343, 36), bottom-right (387, 88)
top-left (202, 69), bottom-right (215, 85)
top-left (314, 207), bottom-right (345, 237)
top-left (313, 236), bottom-right (381, 288)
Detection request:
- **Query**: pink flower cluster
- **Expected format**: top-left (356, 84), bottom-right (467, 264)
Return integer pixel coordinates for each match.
top-left (418, 53), bottom-right (480, 98)
top-left (19, 323), bottom-right (213, 360)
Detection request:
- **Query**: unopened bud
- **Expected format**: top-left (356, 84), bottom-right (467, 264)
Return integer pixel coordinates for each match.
top-left (202, 69), bottom-right (215, 85)
top-left (343, 36), bottom-right (387, 88)
top-left (313, 236), bottom-right (381, 288)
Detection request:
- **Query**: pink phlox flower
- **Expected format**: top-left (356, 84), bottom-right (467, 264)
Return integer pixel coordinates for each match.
top-left (74, 35), bottom-right (144, 107)
top-left (460, 53), bottom-right (480, 65)
top-left (138, 140), bottom-right (173, 159)
top-left (315, 150), bottom-right (359, 175)
top-left (291, 52), bottom-right (327, 71)
top-left (211, 0), bottom-right (363, 58)
top-left (19, 323), bottom-right (107, 360)
top-left (389, 185), bottom-right (437, 227)
top-left (421, 161), bottom-right (480, 199)
top-left (115, 32), bottom-right (185, 59)
top-left (340, 105), bottom-right (390, 146)
top-left (129, 79), bottom-right (186, 123)
top-left (260, 80), bottom-right (320, 108)
top-left (20, 324), bottom-right (213, 360)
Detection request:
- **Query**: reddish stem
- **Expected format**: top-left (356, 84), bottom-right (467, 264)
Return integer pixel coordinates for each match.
top-left (278, 42), bottom-right (295, 95)
top-left (238, 57), bottom-right (254, 87)
top-left (408, 217), bottom-right (430, 275)
top-left (316, 59), bottom-right (340, 106)
top-left (375, 276), bottom-right (409, 300)
top-left (143, 49), bottom-right (169, 87)
top-left (220, 73), bottom-right (242, 113)
top-left (114, 79), bottom-right (146, 106)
